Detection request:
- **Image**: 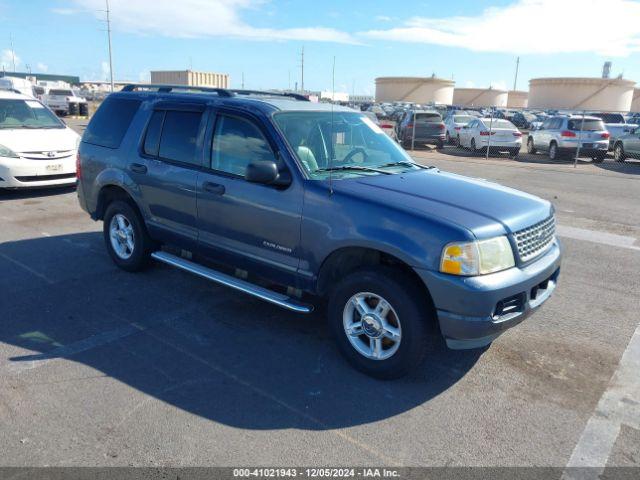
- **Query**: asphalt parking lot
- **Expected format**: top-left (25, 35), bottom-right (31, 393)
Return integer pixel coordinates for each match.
top-left (0, 118), bottom-right (638, 469)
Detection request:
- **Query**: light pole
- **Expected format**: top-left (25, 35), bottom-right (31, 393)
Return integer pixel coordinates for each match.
top-left (106, 0), bottom-right (114, 92)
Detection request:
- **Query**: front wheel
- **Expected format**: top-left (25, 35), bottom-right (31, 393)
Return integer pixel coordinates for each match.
top-left (328, 267), bottom-right (430, 379)
top-left (103, 200), bottom-right (154, 272)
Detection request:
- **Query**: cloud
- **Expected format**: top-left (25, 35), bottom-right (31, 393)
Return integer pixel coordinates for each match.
top-left (375, 15), bottom-right (392, 22)
top-left (0, 49), bottom-right (20, 70)
top-left (361, 0), bottom-right (640, 56)
top-left (51, 7), bottom-right (78, 15)
top-left (36, 62), bottom-right (49, 72)
top-left (70, 0), bottom-right (357, 44)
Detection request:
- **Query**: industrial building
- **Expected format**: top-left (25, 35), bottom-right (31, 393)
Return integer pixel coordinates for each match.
top-left (452, 87), bottom-right (508, 108)
top-left (507, 90), bottom-right (528, 108)
top-left (528, 77), bottom-right (636, 112)
top-left (631, 88), bottom-right (640, 112)
top-left (150, 70), bottom-right (229, 88)
top-left (375, 76), bottom-right (455, 104)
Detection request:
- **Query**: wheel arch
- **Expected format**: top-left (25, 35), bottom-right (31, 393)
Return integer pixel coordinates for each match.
top-left (315, 246), bottom-right (436, 316)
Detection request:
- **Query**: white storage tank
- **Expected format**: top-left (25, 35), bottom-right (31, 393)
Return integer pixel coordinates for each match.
top-left (507, 90), bottom-right (528, 108)
top-left (375, 76), bottom-right (455, 104)
top-left (631, 88), bottom-right (640, 112)
top-left (452, 88), bottom-right (508, 107)
top-left (528, 77), bottom-right (636, 112)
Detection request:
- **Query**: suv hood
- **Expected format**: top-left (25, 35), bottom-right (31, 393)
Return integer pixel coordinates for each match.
top-left (0, 127), bottom-right (79, 154)
top-left (335, 169), bottom-right (552, 238)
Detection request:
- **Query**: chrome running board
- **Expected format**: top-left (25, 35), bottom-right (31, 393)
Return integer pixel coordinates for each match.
top-left (151, 251), bottom-right (313, 314)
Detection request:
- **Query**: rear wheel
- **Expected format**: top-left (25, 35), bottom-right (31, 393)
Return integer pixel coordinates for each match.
top-left (614, 143), bottom-right (626, 162)
top-left (328, 266), bottom-right (430, 379)
top-left (435, 139), bottom-right (444, 149)
top-left (446, 132), bottom-right (452, 144)
top-left (548, 142), bottom-right (559, 161)
top-left (509, 148), bottom-right (520, 158)
top-left (103, 200), bottom-right (154, 272)
top-left (471, 138), bottom-right (479, 155)
top-left (456, 134), bottom-right (461, 147)
top-left (527, 137), bottom-right (537, 154)
top-left (591, 152), bottom-right (606, 163)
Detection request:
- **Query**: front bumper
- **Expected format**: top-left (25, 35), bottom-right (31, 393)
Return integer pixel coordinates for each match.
top-left (417, 239), bottom-right (562, 349)
top-left (0, 155), bottom-right (77, 188)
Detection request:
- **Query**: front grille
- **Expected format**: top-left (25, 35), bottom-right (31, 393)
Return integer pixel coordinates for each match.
top-left (15, 173), bottom-right (76, 182)
top-left (19, 150), bottom-right (74, 161)
top-left (513, 215), bottom-right (556, 262)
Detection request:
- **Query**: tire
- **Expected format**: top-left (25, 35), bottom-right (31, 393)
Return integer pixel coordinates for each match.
top-left (471, 138), bottom-right (479, 155)
top-left (527, 137), bottom-right (537, 154)
top-left (456, 134), bottom-right (461, 147)
top-left (548, 142), bottom-right (559, 161)
top-left (509, 148), bottom-right (519, 158)
top-left (103, 200), bottom-right (154, 272)
top-left (327, 266), bottom-right (431, 379)
top-left (435, 139), bottom-right (444, 149)
top-left (613, 143), bottom-right (626, 162)
top-left (446, 132), bottom-right (451, 144)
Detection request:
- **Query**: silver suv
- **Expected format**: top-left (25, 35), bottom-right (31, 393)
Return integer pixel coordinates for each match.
top-left (527, 115), bottom-right (609, 162)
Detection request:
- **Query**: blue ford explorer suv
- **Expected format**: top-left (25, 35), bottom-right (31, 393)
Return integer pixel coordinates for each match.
top-left (77, 85), bottom-right (561, 379)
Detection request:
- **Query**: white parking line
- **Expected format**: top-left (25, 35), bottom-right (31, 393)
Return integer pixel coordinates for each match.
top-left (563, 322), bottom-right (640, 479)
top-left (0, 252), bottom-right (55, 285)
top-left (557, 225), bottom-right (640, 251)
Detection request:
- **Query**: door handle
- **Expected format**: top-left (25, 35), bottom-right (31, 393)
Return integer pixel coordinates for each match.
top-left (203, 181), bottom-right (225, 195)
top-left (130, 163), bottom-right (147, 174)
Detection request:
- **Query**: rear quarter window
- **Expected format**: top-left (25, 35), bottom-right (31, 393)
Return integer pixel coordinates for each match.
top-left (83, 97), bottom-right (142, 149)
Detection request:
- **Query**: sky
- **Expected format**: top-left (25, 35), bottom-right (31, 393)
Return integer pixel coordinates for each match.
top-left (2, 0), bottom-right (640, 95)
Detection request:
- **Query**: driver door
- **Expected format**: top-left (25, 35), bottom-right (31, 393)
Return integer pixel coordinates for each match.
top-left (196, 110), bottom-right (304, 287)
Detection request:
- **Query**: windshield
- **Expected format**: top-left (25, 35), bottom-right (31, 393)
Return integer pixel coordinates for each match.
top-left (274, 111), bottom-right (421, 179)
top-left (0, 99), bottom-right (64, 129)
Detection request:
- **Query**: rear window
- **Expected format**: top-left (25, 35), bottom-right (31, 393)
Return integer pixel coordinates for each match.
top-left (83, 97), bottom-right (141, 149)
top-left (453, 115), bottom-right (473, 123)
top-left (567, 119), bottom-right (605, 131)
top-left (49, 89), bottom-right (73, 96)
top-left (415, 113), bottom-right (442, 122)
top-left (482, 119), bottom-right (515, 129)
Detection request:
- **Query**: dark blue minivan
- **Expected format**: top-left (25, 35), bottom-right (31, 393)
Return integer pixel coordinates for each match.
top-left (77, 85), bottom-right (561, 379)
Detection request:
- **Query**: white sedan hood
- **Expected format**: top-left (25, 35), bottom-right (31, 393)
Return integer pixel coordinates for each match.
top-left (0, 127), bottom-right (79, 154)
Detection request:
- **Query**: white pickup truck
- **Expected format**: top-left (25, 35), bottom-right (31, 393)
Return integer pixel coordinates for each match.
top-left (588, 112), bottom-right (638, 151)
top-left (43, 88), bottom-right (88, 116)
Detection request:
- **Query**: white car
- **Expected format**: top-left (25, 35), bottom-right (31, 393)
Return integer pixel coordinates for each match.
top-left (0, 90), bottom-right (80, 188)
top-left (458, 118), bottom-right (522, 157)
top-left (444, 114), bottom-right (475, 145)
top-left (43, 88), bottom-right (87, 115)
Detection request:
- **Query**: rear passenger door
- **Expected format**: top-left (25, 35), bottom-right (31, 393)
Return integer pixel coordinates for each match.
top-left (130, 102), bottom-right (207, 250)
top-left (196, 110), bottom-right (304, 287)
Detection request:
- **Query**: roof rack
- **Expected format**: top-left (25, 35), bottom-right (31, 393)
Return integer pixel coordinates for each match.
top-left (229, 89), bottom-right (310, 102)
top-left (120, 84), bottom-right (309, 102)
top-left (120, 84), bottom-right (233, 97)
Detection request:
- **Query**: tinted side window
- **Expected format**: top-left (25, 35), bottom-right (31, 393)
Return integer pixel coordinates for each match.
top-left (158, 111), bottom-right (203, 165)
top-left (83, 97), bottom-right (141, 149)
top-left (211, 115), bottom-right (276, 177)
top-left (143, 111), bottom-right (164, 157)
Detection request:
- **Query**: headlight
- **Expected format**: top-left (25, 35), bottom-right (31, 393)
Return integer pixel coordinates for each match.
top-left (0, 144), bottom-right (19, 158)
top-left (440, 236), bottom-right (515, 276)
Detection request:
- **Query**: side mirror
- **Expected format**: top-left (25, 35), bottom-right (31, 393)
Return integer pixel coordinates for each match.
top-left (245, 160), bottom-right (291, 187)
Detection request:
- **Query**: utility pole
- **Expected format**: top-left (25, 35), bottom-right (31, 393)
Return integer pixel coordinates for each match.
top-left (300, 46), bottom-right (305, 93)
top-left (241, 72), bottom-right (245, 89)
top-left (9, 33), bottom-right (16, 72)
top-left (105, 0), bottom-right (114, 92)
top-left (513, 56), bottom-right (520, 91)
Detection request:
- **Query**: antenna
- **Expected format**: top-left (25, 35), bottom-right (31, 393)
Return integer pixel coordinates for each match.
top-left (328, 56), bottom-right (335, 195)
top-left (9, 33), bottom-right (16, 72)
top-left (105, 0), bottom-right (114, 92)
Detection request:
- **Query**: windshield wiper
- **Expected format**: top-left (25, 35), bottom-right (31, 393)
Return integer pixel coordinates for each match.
top-left (314, 165), bottom-right (393, 175)
top-left (376, 161), bottom-right (435, 170)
